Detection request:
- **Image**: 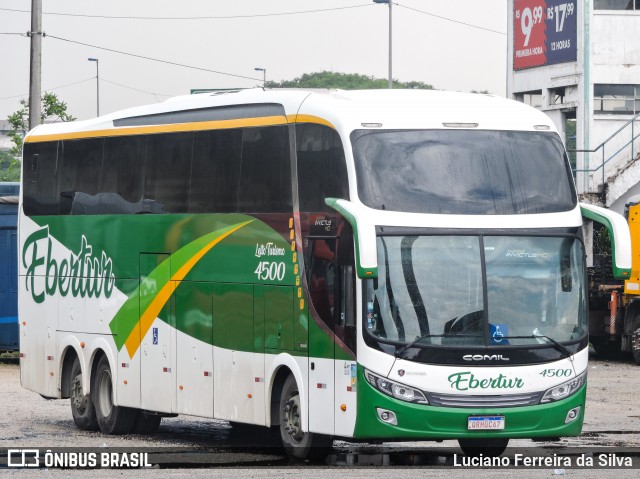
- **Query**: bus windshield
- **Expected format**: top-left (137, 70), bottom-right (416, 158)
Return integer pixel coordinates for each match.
top-left (365, 235), bottom-right (586, 348)
top-left (352, 129), bottom-right (576, 215)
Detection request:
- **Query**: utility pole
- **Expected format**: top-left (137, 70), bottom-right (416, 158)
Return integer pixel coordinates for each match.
top-left (388, 0), bottom-right (393, 89)
top-left (28, 0), bottom-right (43, 131)
top-left (88, 58), bottom-right (100, 116)
top-left (373, 0), bottom-right (393, 88)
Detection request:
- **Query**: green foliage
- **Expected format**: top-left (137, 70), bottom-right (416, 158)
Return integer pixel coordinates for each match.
top-left (6, 92), bottom-right (75, 156)
top-left (266, 71), bottom-right (433, 90)
top-left (594, 225), bottom-right (611, 255)
top-left (0, 151), bottom-right (20, 182)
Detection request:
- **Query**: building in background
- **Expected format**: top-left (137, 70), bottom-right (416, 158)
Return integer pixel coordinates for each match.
top-left (0, 120), bottom-right (16, 153)
top-left (507, 0), bottom-right (640, 214)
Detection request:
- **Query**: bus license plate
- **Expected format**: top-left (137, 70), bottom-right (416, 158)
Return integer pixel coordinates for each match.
top-left (468, 416), bottom-right (505, 430)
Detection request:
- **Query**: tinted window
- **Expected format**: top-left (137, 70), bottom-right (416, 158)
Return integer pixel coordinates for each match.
top-left (23, 125), bottom-right (292, 216)
top-left (60, 139), bottom-right (103, 214)
top-left (352, 129), bottom-right (576, 215)
top-left (23, 141), bottom-right (60, 215)
top-left (145, 132), bottom-right (193, 213)
top-left (296, 124), bottom-right (349, 212)
top-left (238, 126), bottom-right (291, 213)
top-left (100, 136), bottom-right (146, 213)
top-left (191, 129), bottom-right (242, 213)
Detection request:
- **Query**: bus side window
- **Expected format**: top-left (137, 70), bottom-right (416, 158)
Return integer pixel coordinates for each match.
top-left (238, 126), bottom-right (292, 213)
top-left (307, 239), bottom-right (337, 329)
top-left (22, 141), bottom-right (60, 216)
top-left (191, 129), bottom-right (242, 213)
top-left (60, 138), bottom-right (103, 215)
top-left (102, 136), bottom-right (146, 206)
top-left (336, 223), bottom-right (356, 354)
top-left (296, 123), bottom-right (349, 212)
top-left (145, 132), bottom-right (193, 213)
top-left (306, 223), bottom-right (357, 354)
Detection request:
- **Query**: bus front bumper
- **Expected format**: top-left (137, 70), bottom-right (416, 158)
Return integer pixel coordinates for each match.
top-left (353, 367), bottom-right (586, 440)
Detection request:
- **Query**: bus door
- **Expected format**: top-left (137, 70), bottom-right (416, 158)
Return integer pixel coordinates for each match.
top-left (139, 253), bottom-right (173, 413)
top-left (306, 218), bottom-right (356, 436)
top-left (332, 223), bottom-right (357, 437)
top-left (306, 235), bottom-right (336, 435)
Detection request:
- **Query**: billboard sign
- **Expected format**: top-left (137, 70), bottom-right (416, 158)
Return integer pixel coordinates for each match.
top-left (513, 0), bottom-right (577, 70)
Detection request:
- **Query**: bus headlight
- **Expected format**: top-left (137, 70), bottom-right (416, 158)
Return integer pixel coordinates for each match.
top-left (540, 371), bottom-right (586, 403)
top-left (364, 369), bottom-right (428, 404)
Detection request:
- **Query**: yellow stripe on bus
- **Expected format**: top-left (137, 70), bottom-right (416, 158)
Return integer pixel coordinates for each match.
top-left (287, 114), bottom-right (336, 130)
top-left (123, 220), bottom-right (253, 358)
top-left (25, 113), bottom-right (336, 144)
top-left (25, 116), bottom-right (288, 143)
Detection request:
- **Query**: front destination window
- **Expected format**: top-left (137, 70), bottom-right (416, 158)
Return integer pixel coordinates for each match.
top-left (352, 129), bottom-right (576, 215)
top-left (365, 235), bottom-right (586, 358)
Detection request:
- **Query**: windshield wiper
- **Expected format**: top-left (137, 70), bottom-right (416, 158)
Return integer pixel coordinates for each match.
top-left (394, 333), bottom-right (480, 358)
top-left (394, 333), bottom-right (438, 357)
top-left (501, 335), bottom-right (574, 359)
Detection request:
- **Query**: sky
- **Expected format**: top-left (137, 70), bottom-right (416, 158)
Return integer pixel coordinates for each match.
top-left (0, 1), bottom-right (508, 122)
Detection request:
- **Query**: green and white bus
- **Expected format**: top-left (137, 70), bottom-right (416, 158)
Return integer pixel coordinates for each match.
top-left (19, 89), bottom-right (631, 458)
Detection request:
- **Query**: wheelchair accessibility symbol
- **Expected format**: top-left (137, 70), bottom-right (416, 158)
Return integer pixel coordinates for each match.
top-left (491, 324), bottom-right (509, 344)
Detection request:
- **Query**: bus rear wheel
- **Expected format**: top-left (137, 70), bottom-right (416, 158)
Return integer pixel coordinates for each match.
top-left (69, 357), bottom-right (98, 431)
top-left (91, 355), bottom-right (137, 435)
top-left (458, 438), bottom-right (509, 457)
top-left (279, 375), bottom-right (332, 460)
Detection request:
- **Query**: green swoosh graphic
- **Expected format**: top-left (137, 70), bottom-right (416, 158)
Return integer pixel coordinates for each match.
top-left (109, 220), bottom-right (253, 357)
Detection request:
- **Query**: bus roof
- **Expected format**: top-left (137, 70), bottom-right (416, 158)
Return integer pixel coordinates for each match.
top-left (25, 89), bottom-right (557, 142)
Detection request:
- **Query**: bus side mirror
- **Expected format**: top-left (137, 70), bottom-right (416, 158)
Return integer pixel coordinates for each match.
top-left (326, 198), bottom-right (378, 278)
top-left (580, 203), bottom-right (632, 280)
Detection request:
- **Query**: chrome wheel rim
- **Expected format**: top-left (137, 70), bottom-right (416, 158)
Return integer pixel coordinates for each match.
top-left (97, 369), bottom-right (113, 418)
top-left (284, 392), bottom-right (304, 443)
top-left (71, 372), bottom-right (86, 413)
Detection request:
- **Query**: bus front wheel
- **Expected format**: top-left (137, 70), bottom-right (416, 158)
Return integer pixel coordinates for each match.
top-left (69, 357), bottom-right (98, 431)
top-left (91, 355), bottom-right (137, 435)
top-left (279, 375), bottom-right (332, 460)
top-left (458, 438), bottom-right (509, 457)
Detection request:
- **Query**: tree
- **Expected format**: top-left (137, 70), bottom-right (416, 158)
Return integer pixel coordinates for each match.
top-left (0, 151), bottom-right (20, 182)
top-left (7, 92), bottom-right (75, 156)
top-left (266, 71), bottom-right (433, 90)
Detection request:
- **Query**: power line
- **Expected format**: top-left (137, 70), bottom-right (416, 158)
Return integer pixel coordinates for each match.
top-left (3, 3), bottom-right (506, 36)
top-left (395, 3), bottom-right (506, 36)
top-left (101, 78), bottom-right (174, 98)
top-left (47, 35), bottom-right (263, 82)
top-left (0, 4), bottom-right (373, 20)
top-left (0, 77), bottom-right (176, 104)
top-left (0, 77), bottom-right (95, 101)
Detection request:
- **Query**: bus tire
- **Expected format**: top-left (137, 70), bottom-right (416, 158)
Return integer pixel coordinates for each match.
top-left (92, 355), bottom-right (136, 435)
top-left (458, 438), bottom-right (509, 457)
top-left (132, 412), bottom-right (162, 435)
top-left (69, 357), bottom-right (98, 431)
top-left (279, 375), bottom-right (332, 460)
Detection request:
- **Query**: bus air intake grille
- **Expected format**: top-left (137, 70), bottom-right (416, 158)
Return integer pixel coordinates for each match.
top-left (426, 392), bottom-right (543, 408)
